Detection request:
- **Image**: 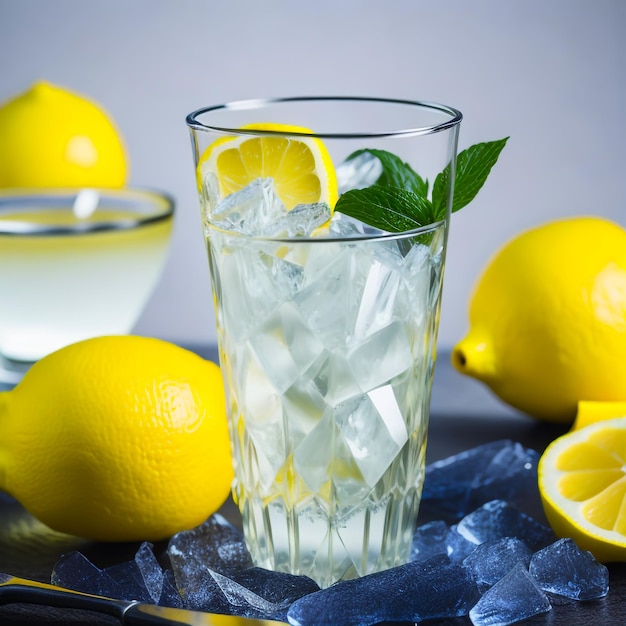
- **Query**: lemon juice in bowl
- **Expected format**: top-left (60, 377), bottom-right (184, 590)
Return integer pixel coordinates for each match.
top-left (187, 97), bottom-right (463, 587)
top-left (0, 188), bottom-right (173, 382)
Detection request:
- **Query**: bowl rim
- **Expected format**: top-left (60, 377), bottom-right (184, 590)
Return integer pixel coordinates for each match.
top-left (0, 187), bottom-right (175, 235)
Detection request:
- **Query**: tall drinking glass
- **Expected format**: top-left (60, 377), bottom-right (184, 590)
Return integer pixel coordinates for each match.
top-left (186, 97), bottom-right (462, 588)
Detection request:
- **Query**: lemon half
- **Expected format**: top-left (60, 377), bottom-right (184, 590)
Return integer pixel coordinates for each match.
top-left (538, 417), bottom-right (626, 562)
top-left (197, 122), bottom-right (338, 210)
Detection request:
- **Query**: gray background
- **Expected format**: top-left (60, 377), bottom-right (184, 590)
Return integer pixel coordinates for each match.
top-left (1, 0), bottom-right (624, 351)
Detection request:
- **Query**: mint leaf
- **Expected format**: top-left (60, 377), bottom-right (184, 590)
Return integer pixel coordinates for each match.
top-left (334, 185), bottom-right (436, 233)
top-left (432, 137), bottom-right (509, 218)
top-left (347, 148), bottom-right (429, 197)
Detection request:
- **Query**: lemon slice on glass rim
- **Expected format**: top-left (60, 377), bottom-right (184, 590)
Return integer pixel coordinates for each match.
top-left (197, 122), bottom-right (338, 212)
top-left (538, 417), bottom-right (626, 562)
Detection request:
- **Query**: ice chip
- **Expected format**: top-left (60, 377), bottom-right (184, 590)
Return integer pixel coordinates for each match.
top-left (209, 569), bottom-right (281, 618)
top-left (353, 248), bottom-right (405, 340)
top-left (336, 151), bottom-right (383, 194)
top-left (211, 178), bottom-right (287, 235)
top-left (231, 567), bottom-right (320, 606)
top-left (469, 562), bottom-right (551, 626)
top-left (51, 551), bottom-right (122, 599)
top-left (446, 524), bottom-right (479, 562)
top-left (335, 388), bottom-right (407, 487)
top-left (209, 567), bottom-right (320, 621)
top-left (287, 554), bottom-right (480, 626)
top-left (421, 440), bottom-right (542, 520)
top-left (529, 538), bottom-right (609, 600)
top-left (133, 542), bottom-right (165, 603)
top-left (167, 515), bottom-right (253, 611)
top-left (159, 568), bottom-right (184, 608)
top-left (200, 171), bottom-right (221, 222)
top-left (410, 520), bottom-right (450, 562)
top-left (271, 202), bottom-right (331, 237)
top-left (463, 537), bottom-right (533, 591)
top-left (329, 211), bottom-right (389, 238)
top-left (457, 500), bottom-right (556, 551)
top-left (347, 320), bottom-right (413, 392)
top-left (167, 514), bottom-right (253, 575)
top-left (104, 558), bottom-right (155, 603)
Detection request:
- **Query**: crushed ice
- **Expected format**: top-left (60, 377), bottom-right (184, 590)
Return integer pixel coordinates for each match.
top-left (50, 441), bottom-right (610, 625)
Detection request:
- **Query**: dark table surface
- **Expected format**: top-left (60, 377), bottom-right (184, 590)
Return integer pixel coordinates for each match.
top-left (1, 348), bottom-right (624, 625)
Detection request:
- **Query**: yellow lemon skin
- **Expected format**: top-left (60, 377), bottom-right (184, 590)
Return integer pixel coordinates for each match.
top-left (572, 401), bottom-right (626, 431)
top-left (538, 418), bottom-right (626, 562)
top-left (452, 216), bottom-right (626, 423)
top-left (540, 494), bottom-right (626, 563)
top-left (0, 81), bottom-right (128, 188)
top-left (0, 336), bottom-right (233, 542)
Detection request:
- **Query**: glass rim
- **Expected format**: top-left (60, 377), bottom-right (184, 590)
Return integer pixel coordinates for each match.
top-left (206, 216), bottom-right (446, 244)
top-left (186, 95), bottom-right (463, 139)
top-left (0, 187), bottom-right (175, 236)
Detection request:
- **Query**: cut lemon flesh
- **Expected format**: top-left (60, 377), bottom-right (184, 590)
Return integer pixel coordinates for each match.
top-left (197, 123), bottom-right (338, 211)
top-left (538, 417), bottom-right (626, 561)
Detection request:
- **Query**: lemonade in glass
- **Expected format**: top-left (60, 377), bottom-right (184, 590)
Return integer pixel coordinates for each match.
top-left (187, 97), bottom-right (462, 587)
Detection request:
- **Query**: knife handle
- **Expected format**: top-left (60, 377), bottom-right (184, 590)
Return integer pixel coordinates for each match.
top-left (0, 573), bottom-right (133, 621)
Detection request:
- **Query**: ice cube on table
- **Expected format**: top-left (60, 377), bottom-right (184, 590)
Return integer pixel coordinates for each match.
top-left (51, 551), bottom-right (122, 599)
top-left (167, 515), bottom-right (253, 575)
top-left (166, 515), bottom-right (253, 611)
top-left (132, 542), bottom-right (165, 603)
top-left (447, 524), bottom-right (480, 562)
top-left (104, 558), bottom-right (156, 604)
top-left (529, 538), bottom-right (610, 600)
top-left (159, 569), bottom-right (184, 608)
top-left (104, 542), bottom-right (167, 604)
top-left (421, 440), bottom-right (541, 520)
top-left (287, 554), bottom-right (480, 626)
top-left (469, 562), bottom-right (552, 626)
top-left (463, 537), bottom-right (533, 592)
top-left (336, 151), bottom-right (383, 194)
top-left (457, 500), bottom-right (556, 551)
top-left (209, 567), bottom-right (320, 622)
top-left (410, 520), bottom-right (451, 562)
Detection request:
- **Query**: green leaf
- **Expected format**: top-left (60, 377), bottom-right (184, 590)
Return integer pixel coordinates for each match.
top-left (432, 137), bottom-right (509, 218)
top-left (334, 185), bottom-right (436, 233)
top-left (347, 148), bottom-right (429, 197)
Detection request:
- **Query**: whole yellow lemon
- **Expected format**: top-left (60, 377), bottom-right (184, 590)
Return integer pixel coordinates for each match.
top-left (0, 336), bottom-right (233, 542)
top-left (452, 216), bottom-right (626, 423)
top-left (0, 81), bottom-right (128, 188)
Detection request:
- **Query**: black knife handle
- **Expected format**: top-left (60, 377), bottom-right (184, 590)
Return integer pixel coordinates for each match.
top-left (0, 574), bottom-right (132, 622)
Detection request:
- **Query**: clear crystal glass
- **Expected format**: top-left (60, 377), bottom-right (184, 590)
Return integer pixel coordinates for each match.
top-left (186, 97), bottom-right (462, 587)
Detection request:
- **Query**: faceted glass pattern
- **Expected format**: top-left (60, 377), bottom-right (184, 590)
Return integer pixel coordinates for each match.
top-left (208, 222), bottom-right (446, 587)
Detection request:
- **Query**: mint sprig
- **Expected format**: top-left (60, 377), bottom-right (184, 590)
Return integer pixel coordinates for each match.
top-left (335, 185), bottom-right (437, 232)
top-left (335, 138), bottom-right (508, 232)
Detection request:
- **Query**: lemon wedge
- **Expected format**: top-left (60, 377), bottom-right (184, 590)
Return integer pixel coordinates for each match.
top-left (538, 417), bottom-right (626, 562)
top-left (197, 122), bottom-right (338, 211)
